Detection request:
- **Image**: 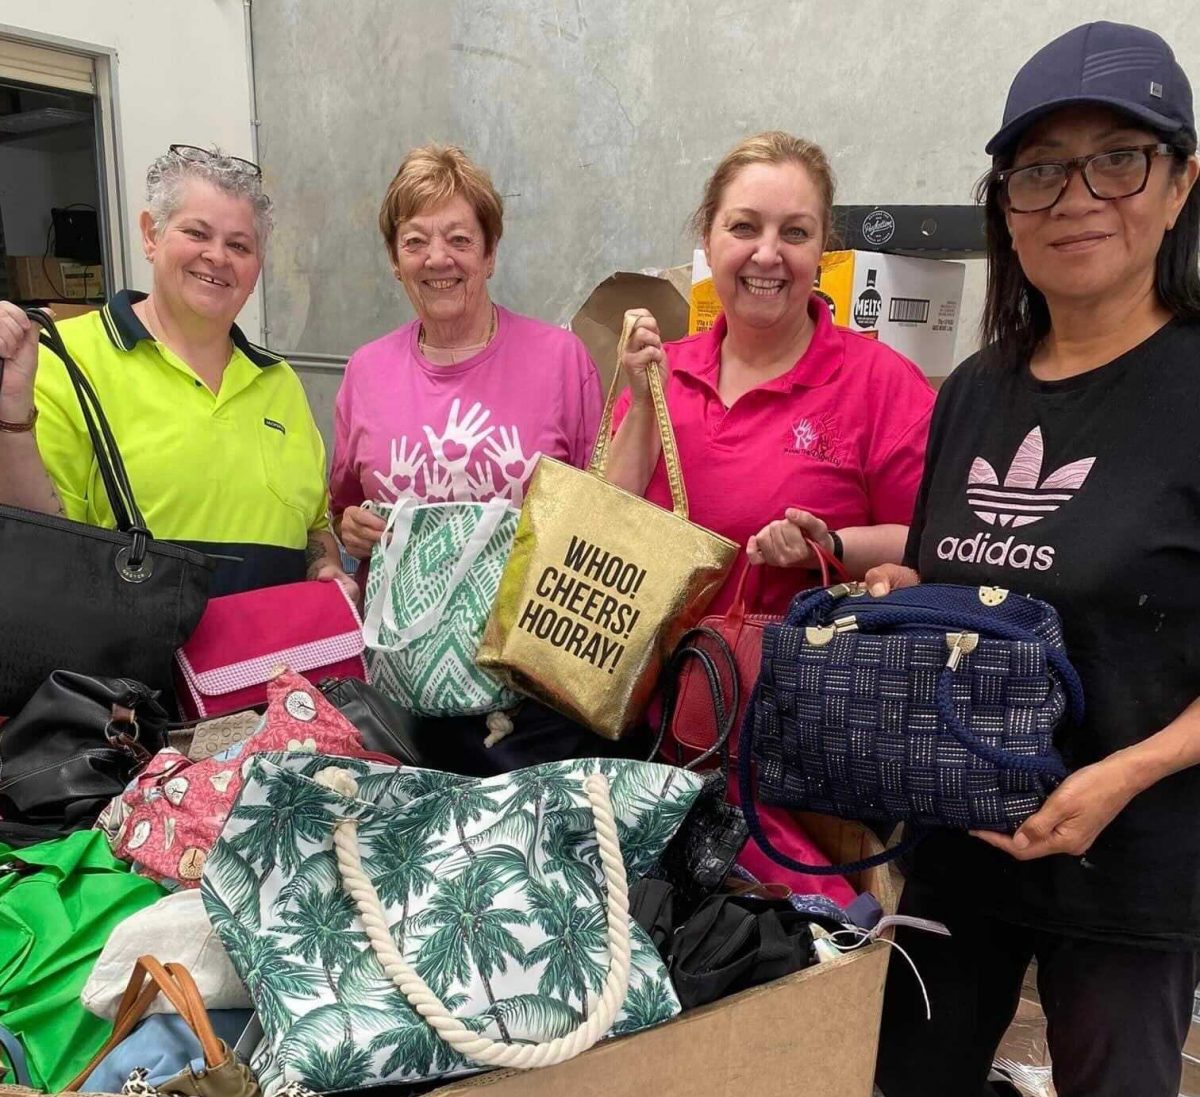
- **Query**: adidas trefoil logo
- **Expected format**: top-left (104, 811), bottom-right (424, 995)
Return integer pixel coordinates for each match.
top-left (966, 427), bottom-right (1095, 529)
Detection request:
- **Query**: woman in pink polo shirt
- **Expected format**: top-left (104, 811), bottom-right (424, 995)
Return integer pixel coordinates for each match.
top-left (610, 131), bottom-right (934, 613)
top-left (610, 131), bottom-right (935, 895)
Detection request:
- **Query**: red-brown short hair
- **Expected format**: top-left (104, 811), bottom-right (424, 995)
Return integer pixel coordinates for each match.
top-left (378, 143), bottom-right (504, 262)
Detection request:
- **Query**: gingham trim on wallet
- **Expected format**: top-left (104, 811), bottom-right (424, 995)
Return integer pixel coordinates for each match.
top-left (179, 632), bottom-right (365, 696)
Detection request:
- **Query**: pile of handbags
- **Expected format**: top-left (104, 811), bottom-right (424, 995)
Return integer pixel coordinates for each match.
top-left (0, 664), bottom-right (893, 1097)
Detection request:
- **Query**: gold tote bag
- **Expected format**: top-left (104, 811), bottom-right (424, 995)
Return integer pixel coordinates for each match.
top-left (476, 313), bottom-right (737, 740)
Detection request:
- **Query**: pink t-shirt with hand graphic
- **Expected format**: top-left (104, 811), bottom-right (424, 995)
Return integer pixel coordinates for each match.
top-left (330, 307), bottom-right (602, 523)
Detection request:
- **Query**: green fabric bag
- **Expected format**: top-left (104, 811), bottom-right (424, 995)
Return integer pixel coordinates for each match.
top-left (363, 499), bottom-right (520, 717)
top-left (0, 830), bottom-right (166, 1090)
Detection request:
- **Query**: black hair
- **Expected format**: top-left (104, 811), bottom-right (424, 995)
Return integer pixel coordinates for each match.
top-left (976, 129), bottom-right (1200, 368)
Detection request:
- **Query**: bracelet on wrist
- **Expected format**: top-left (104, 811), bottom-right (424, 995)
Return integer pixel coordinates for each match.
top-left (827, 529), bottom-right (844, 561)
top-left (0, 405), bottom-right (37, 433)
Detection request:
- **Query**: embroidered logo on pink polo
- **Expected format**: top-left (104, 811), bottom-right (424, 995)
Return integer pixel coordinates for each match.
top-left (784, 414), bottom-right (843, 465)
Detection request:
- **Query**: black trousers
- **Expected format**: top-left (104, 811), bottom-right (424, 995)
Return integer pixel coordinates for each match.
top-left (875, 879), bottom-right (1200, 1097)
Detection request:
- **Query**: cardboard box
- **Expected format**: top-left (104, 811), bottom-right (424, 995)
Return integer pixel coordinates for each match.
top-left (689, 248), bottom-right (965, 378)
top-left (6, 256), bottom-right (103, 301)
top-left (429, 812), bottom-right (896, 1097)
top-left (38, 301), bottom-right (101, 321)
top-left (571, 270), bottom-right (691, 392)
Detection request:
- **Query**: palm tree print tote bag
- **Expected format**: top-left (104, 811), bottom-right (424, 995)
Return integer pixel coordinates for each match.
top-left (200, 753), bottom-right (703, 1095)
top-left (363, 498), bottom-right (520, 717)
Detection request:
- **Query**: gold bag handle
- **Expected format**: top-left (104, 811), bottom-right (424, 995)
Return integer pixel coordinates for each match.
top-left (589, 311), bottom-right (689, 520)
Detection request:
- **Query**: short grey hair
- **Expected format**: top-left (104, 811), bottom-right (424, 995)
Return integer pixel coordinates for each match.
top-left (144, 147), bottom-right (274, 245)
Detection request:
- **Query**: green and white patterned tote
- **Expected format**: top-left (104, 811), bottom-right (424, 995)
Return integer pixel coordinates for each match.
top-left (201, 754), bottom-right (702, 1096)
top-left (363, 499), bottom-right (519, 717)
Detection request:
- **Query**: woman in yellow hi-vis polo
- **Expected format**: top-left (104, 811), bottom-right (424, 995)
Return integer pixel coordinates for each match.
top-left (0, 146), bottom-right (352, 598)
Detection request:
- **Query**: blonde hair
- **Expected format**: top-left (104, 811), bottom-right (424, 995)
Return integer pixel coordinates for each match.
top-left (689, 131), bottom-right (836, 245)
top-left (378, 143), bottom-right (504, 261)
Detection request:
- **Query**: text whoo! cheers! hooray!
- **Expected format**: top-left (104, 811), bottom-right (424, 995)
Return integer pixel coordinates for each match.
top-left (517, 536), bottom-right (646, 675)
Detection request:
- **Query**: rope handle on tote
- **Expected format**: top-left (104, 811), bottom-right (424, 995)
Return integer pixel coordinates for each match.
top-left (316, 766), bottom-right (632, 1069)
top-left (589, 311), bottom-right (689, 519)
top-left (934, 670), bottom-right (1068, 781)
top-left (787, 596), bottom-right (1086, 725)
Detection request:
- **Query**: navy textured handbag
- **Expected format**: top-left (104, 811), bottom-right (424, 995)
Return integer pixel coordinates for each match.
top-left (737, 581), bottom-right (1083, 874)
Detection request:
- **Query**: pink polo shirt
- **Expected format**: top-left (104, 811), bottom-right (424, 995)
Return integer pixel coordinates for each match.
top-left (614, 300), bottom-right (933, 614)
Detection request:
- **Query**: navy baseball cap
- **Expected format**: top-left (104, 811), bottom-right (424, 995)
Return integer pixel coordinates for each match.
top-left (987, 21), bottom-right (1196, 156)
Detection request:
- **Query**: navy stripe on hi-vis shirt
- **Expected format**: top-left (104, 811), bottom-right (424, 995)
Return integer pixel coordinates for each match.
top-left (177, 540), bottom-right (307, 597)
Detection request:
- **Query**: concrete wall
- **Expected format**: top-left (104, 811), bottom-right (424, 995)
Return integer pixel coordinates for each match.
top-left (251, 0), bottom-right (1199, 394)
top-left (1, 1), bottom-right (262, 337)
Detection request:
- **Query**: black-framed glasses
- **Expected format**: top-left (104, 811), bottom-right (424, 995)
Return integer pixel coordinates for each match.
top-left (168, 144), bottom-right (262, 178)
top-left (997, 143), bottom-right (1174, 213)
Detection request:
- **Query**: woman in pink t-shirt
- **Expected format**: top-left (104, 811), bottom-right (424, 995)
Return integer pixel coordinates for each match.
top-left (331, 144), bottom-right (601, 563)
top-left (610, 131), bottom-right (934, 615)
top-left (329, 144), bottom-right (604, 774)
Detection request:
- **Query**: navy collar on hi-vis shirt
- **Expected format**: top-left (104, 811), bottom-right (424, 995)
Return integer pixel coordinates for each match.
top-left (100, 289), bottom-right (283, 368)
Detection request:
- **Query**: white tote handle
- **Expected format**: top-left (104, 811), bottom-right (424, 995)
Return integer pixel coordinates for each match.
top-left (363, 498), bottom-right (511, 652)
top-left (316, 767), bottom-right (632, 1070)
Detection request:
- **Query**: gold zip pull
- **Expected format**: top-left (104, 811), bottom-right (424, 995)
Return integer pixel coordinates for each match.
top-left (945, 631), bottom-right (980, 670)
top-left (805, 615), bottom-right (860, 647)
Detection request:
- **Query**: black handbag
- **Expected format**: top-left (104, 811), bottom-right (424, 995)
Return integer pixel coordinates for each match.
top-left (0, 309), bottom-right (213, 716)
top-left (629, 879), bottom-right (823, 1010)
top-left (316, 676), bottom-right (430, 767)
top-left (0, 669), bottom-right (168, 845)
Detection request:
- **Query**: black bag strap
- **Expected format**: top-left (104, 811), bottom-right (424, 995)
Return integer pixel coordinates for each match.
top-left (649, 626), bottom-right (741, 773)
top-left (24, 308), bottom-right (153, 564)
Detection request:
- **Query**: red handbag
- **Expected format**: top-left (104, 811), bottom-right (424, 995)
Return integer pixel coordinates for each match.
top-left (173, 580), bottom-right (367, 720)
top-left (665, 542), bottom-right (849, 766)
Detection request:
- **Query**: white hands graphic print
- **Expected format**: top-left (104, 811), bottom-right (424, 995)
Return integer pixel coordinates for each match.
top-left (377, 401), bottom-right (542, 505)
top-left (485, 426), bottom-right (538, 507)
top-left (373, 436), bottom-right (426, 498)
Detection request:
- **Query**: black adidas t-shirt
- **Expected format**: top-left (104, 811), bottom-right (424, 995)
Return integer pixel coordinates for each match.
top-left (904, 319), bottom-right (1200, 948)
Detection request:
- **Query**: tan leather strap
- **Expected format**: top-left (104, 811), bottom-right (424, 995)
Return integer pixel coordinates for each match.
top-left (65, 957), bottom-right (224, 1091)
top-left (589, 311), bottom-right (689, 519)
top-left (164, 961), bottom-right (225, 1066)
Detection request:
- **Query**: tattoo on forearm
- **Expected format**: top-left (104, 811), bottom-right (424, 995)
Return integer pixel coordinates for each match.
top-left (305, 534), bottom-right (329, 576)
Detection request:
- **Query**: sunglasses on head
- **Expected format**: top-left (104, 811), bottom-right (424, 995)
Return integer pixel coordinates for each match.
top-left (169, 144), bottom-right (262, 178)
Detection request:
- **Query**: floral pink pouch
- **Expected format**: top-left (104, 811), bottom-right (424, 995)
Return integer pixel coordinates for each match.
top-left (98, 669), bottom-right (392, 887)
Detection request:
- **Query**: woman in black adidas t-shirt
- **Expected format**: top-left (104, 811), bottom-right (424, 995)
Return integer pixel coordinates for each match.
top-left (870, 22), bottom-right (1200, 1097)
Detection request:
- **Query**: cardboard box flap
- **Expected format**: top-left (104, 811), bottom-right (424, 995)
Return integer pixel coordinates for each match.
top-left (571, 270), bottom-right (690, 391)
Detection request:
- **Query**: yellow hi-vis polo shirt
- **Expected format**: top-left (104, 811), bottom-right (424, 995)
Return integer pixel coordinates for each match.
top-left (33, 290), bottom-right (330, 596)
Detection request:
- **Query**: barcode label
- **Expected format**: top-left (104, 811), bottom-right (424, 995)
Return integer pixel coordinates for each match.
top-left (889, 297), bottom-right (930, 324)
